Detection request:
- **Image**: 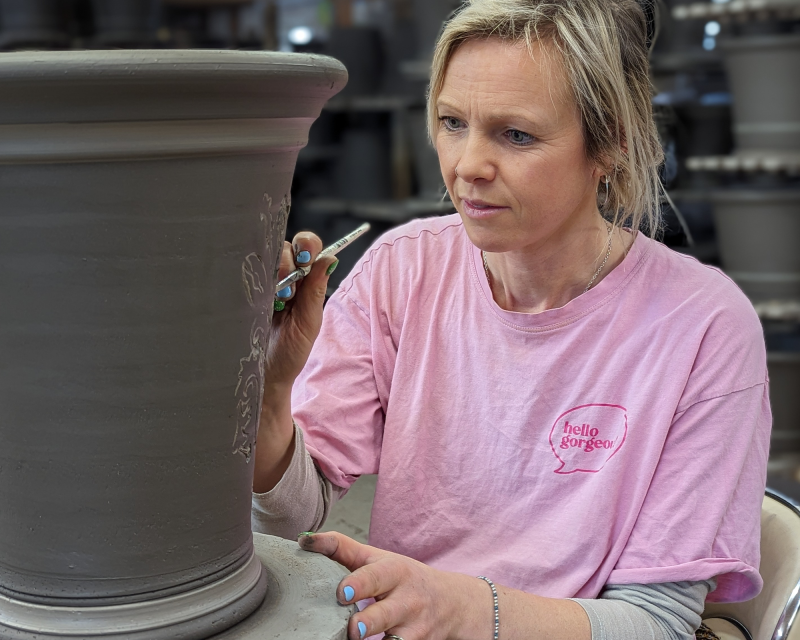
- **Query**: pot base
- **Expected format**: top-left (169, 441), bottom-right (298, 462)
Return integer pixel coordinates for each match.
top-left (0, 535), bottom-right (351, 640)
top-left (0, 551), bottom-right (267, 640)
top-left (213, 533), bottom-right (354, 640)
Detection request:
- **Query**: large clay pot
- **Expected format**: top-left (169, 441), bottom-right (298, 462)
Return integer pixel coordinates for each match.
top-left (0, 0), bottom-right (68, 50)
top-left (412, 0), bottom-right (458, 59)
top-left (766, 330), bottom-right (800, 455)
top-left (0, 50), bottom-right (346, 639)
top-left (673, 103), bottom-right (734, 159)
top-left (768, 352), bottom-right (800, 454)
top-left (326, 27), bottom-right (383, 97)
top-left (655, 1), bottom-right (706, 56)
top-left (710, 190), bottom-right (800, 301)
top-left (91, 0), bottom-right (158, 47)
top-left (720, 34), bottom-right (800, 152)
top-left (335, 124), bottom-right (392, 201)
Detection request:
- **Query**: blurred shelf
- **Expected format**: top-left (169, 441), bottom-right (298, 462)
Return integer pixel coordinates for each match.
top-left (755, 299), bottom-right (800, 321)
top-left (650, 51), bottom-right (724, 73)
top-left (163, 0), bottom-right (252, 5)
top-left (303, 197), bottom-right (455, 224)
top-left (673, 0), bottom-right (800, 22)
top-left (297, 145), bottom-right (339, 163)
top-left (769, 453), bottom-right (800, 481)
top-left (399, 59), bottom-right (431, 82)
top-left (674, 240), bottom-right (718, 263)
top-left (666, 189), bottom-right (714, 202)
top-left (324, 95), bottom-right (413, 113)
top-left (319, 96), bottom-right (418, 199)
top-left (687, 151), bottom-right (800, 175)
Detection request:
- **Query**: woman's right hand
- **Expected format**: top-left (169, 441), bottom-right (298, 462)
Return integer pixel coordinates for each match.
top-left (263, 231), bottom-right (339, 391)
top-left (253, 232), bottom-right (338, 493)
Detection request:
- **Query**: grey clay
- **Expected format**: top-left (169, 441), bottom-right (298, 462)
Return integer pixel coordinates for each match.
top-left (720, 34), bottom-right (800, 152)
top-left (0, 50), bottom-right (346, 639)
top-left (711, 190), bottom-right (800, 301)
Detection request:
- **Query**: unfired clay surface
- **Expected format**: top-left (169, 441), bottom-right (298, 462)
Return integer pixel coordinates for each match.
top-left (213, 534), bottom-right (354, 640)
top-left (0, 49), bottom-right (347, 639)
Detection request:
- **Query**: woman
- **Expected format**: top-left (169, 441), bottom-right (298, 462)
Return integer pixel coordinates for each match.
top-left (252, 1), bottom-right (771, 639)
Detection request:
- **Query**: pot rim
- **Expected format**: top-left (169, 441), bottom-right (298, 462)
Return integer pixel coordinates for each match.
top-left (0, 49), bottom-right (347, 84)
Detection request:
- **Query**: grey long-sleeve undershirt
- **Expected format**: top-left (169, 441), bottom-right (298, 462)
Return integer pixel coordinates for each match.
top-left (252, 426), bottom-right (715, 640)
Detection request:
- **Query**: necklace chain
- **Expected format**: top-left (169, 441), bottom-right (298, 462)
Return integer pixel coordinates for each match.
top-left (482, 223), bottom-right (614, 296)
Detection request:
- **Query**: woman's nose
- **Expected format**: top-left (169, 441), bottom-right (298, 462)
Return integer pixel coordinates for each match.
top-left (454, 134), bottom-right (496, 183)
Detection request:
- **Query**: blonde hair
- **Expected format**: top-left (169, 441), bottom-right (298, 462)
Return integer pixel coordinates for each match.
top-left (427, 0), bottom-right (664, 235)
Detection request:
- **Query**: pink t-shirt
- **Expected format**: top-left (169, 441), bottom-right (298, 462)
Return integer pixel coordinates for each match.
top-left (293, 214), bottom-right (771, 603)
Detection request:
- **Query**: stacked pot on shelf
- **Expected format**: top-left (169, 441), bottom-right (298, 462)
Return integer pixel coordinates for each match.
top-left (0, 0), bottom-right (160, 50)
top-left (675, 0), bottom-right (800, 475)
top-left (0, 0), bottom-right (68, 49)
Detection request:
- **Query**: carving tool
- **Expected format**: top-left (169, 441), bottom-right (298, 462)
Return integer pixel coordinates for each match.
top-left (274, 223), bottom-right (371, 294)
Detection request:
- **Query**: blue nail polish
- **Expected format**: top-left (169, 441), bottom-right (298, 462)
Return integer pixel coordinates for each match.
top-left (296, 250), bottom-right (311, 264)
top-left (357, 621), bottom-right (367, 639)
top-left (276, 286), bottom-right (292, 299)
top-left (343, 585), bottom-right (354, 602)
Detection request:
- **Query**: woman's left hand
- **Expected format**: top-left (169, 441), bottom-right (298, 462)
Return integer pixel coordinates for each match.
top-left (298, 531), bottom-right (486, 640)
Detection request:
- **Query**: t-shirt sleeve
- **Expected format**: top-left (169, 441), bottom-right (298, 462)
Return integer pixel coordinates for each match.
top-left (608, 273), bottom-right (771, 603)
top-left (251, 424), bottom-right (344, 539)
top-left (291, 285), bottom-right (386, 490)
top-left (608, 382), bottom-right (770, 602)
top-left (573, 579), bottom-right (715, 640)
top-left (290, 221), bottom-right (433, 492)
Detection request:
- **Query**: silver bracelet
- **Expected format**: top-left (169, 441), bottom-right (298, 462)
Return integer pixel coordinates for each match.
top-left (477, 576), bottom-right (499, 640)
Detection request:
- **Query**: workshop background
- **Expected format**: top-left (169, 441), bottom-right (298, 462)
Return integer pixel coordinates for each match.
top-left (1, 0), bottom-right (797, 538)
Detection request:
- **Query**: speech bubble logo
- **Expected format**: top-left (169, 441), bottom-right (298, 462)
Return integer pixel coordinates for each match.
top-left (549, 404), bottom-right (628, 474)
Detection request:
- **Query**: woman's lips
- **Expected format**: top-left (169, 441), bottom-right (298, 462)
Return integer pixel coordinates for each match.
top-left (461, 198), bottom-right (507, 220)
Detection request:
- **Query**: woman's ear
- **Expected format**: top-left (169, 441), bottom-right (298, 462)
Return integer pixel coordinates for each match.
top-left (592, 162), bottom-right (612, 181)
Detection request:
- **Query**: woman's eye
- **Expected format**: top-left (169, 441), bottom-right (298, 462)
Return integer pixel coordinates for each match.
top-left (506, 129), bottom-right (534, 145)
top-left (440, 116), bottom-right (463, 131)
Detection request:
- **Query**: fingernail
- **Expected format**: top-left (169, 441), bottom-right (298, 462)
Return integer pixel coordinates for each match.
top-left (325, 260), bottom-right (339, 276)
top-left (276, 286), bottom-right (292, 299)
top-left (357, 621), bottom-right (367, 639)
top-left (296, 250), bottom-right (311, 264)
top-left (273, 299), bottom-right (286, 312)
top-left (343, 585), bottom-right (355, 602)
top-left (297, 532), bottom-right (314, 548)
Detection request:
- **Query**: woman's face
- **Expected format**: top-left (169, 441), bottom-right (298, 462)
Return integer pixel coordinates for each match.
top-left (436, 37), bottom-right (602, 254)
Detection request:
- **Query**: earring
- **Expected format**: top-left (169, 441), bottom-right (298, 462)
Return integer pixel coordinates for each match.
top-left (600, 176), bottom-right (610, 208)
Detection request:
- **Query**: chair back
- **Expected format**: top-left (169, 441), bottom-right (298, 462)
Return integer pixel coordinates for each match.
top-left (703, 490), bottom-right (800, 640)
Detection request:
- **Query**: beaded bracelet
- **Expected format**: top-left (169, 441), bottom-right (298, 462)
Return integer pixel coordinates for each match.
top-left (477, 576), bottom-right (499, 640)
